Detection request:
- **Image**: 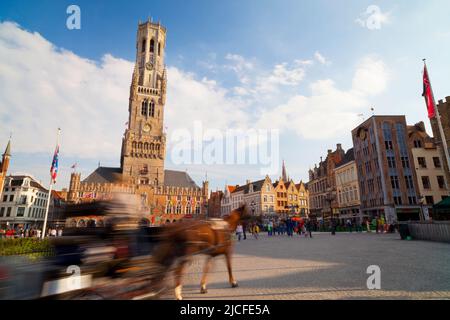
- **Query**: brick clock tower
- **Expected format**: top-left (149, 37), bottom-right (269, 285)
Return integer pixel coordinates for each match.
top-left (121, 20), bottom-right (167, 186)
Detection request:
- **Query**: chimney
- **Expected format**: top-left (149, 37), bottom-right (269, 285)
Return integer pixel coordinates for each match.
top-left (416, 121), bottom-right (426, 132)
top-left (336, 143), bottom-right (342, 150)
top-left (327, 149), bottom-right (332, 154)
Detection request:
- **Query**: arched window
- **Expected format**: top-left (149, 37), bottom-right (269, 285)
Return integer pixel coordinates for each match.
top-left (176, 202), bottom-right (182, 214)
top-left (141, 100), bottom-right (148, 116)
top-left (141, 39), bottom-right (146, 52)
top-left (150, 143), bottom-right (155, 151)
top-left (132, 141), bottom-right (137, 150)
top-left (144, 142), bottom-right (149, 150)
top-left (150, 39), bottom-right (155, 53)
top-left (138, 142), bottom-right (143, 150)
top-left (158, 42), bottom-right (161, 56)
top-left (149, 100), bottom-right (155, 117)
top-left (155, 144), bottom-right (160, 151)
top-left (186, 205), bottom-right (191, 214)
top-left (195, 204), bottom-right (201, 215)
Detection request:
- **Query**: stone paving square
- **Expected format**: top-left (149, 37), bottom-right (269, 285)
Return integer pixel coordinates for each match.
top-left (161, 232), bottom-right (450, 300)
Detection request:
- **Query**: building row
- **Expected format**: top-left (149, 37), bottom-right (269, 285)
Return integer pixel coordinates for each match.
top-left (308, 112), bottom-right (450, 225)
top-left (211, 163), bottom-right (309, 218)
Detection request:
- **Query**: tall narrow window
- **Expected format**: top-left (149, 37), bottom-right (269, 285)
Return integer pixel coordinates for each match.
top-left (141, 39), bottom-right (146, 52)
top-left (149, 100), bottom-right (155, 117)
top-left (150, 39), bottom-right (155, 53)
top-left (141, 100), bottom-right (148, 116)
top-left (158, 43), bottom-right (161, 56)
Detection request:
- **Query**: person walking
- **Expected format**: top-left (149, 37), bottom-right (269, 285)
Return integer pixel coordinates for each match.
top-left (306, 219), bottom-right (313, 238)
top-left (242, 222), bottom-right (247, 240)
top-left (236, 223), bottom-right (243, 241)
top-left (331, 218), bottom-right (336, 236)
top-left (268, 220), bottom-right (273, 236)
top-left (346, 219), bottom-right (352, 233)
top-left (252, 223), bottom-right (259, 239)
top-left (366, 219), bottom-right (371, 232)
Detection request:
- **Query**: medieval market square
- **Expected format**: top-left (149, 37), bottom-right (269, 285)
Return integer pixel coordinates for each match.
top-left (1, 1), bottom-right (450, 305)
top-left (160, 232), bottom-right (450, 300)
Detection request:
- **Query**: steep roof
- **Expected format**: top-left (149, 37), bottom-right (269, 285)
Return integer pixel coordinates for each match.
top-left (82, 167), bottom-right (200, 189)
top-left (82, 167), bottom-right (123, 184)
top-left (7, 175), bottom-right (47, 192)
top-left (336, 148), bottom-right (355, 168)
top-left (164, 170), bottom-right (200, 189)
top-left (3, 140), bottom-right (11, 157)
top-left (232, 179), bottom-right (266, 194)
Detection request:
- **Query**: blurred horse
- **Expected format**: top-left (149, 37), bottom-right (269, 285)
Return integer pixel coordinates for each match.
top-left (150, 205), bottom-right (248, 300)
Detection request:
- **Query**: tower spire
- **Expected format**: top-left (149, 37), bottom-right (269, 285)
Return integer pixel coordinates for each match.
top-left (3, 139), bottom-right (11, 157)
top-left (282, 160), bottom-right (287, 182)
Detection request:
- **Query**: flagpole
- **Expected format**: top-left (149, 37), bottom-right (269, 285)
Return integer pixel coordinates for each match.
top-left (42, 128), bottom-right (61, 239)
top-left (424, 59), bottom-right (450, 173)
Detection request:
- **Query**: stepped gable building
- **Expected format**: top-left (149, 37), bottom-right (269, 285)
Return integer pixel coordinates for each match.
top-left (430, 96), bottom-right (450, 186)
top-left (308, 144), bottom-right (345, 223)
top-left (295, 181), bottom-right (309, 216)
top-left (68, 20), bottom-right (208, 225)
top-left (334, 148), bottom-right (363, 223)
top-left (407, 121), bottom-right (449, 217)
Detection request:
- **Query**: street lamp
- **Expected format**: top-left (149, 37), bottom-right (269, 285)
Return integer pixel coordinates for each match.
top-left (326, 187), bottom-right (336, 235)
top-left (418, 195), bottom-right (426, 221)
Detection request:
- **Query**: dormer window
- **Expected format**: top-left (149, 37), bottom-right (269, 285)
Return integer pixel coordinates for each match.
top-left (413, 140), bottom-right (422, 148)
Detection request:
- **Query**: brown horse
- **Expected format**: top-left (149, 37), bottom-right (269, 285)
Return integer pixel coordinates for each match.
top-left (150, 205), bottom-right (248, 300)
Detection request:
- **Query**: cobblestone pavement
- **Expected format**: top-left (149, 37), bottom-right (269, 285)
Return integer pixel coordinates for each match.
top-left (159, 232), bottom-right (450, 300)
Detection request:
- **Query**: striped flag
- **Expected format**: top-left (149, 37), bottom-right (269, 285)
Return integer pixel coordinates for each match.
top-left (50, 145), bottom-right (59, 183)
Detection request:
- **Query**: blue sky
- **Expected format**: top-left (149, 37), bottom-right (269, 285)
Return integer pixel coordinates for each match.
top-left (1, 0), bottom-right (450, 191)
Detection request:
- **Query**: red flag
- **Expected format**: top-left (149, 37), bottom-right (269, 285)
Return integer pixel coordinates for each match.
top-left (422, 64), bottom-right (436, 119)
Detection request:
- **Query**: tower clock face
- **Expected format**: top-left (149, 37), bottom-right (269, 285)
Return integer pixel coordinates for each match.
top-left (143, 123), bottom-right (151, 133)
top-left (145, 62), bottom-right (153, 70)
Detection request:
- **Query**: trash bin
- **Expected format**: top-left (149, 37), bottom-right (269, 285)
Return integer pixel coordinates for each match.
top-left (398, 223), bottom-right (410, 240)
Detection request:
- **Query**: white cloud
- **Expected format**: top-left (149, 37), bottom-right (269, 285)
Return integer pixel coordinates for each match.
top-left (0, 22), bottom-right (251, 161)
top-left (0, 21), bottom-right (132, 158)
top-left (356, 5), bottom-right (391, 30)
top-left (165, 67), bottom-right (249, 133)
top-left (314, 51), bottom-right (330, 65)
top-left (256, 56), bottom-right (389, 140)
top-left (0, 21), bottom-right (389, 172)
top-left (352, 56), bottom-right (390, 96)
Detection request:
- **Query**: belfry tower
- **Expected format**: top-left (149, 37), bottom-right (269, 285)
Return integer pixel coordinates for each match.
top-left (121, 19), bottom-right (167, 186)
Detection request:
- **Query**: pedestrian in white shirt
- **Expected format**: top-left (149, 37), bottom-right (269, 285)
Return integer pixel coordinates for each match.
top-left (236, 224), bottom-right (243, 241)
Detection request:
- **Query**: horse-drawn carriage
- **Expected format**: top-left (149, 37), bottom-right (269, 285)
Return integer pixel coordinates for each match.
top-left (1, 198), bottom-right (248, 300)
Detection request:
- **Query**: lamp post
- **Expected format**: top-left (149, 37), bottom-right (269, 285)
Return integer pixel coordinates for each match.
top-left (418, 195), bottom-right (427, 221)
top-left (326, 187), bottom-right (336, 235)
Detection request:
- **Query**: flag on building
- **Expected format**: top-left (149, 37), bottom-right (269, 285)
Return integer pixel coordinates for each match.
top-left (50, 145), bottom-right (59, 183)
top-left (422, 64), bottom-right (436, 119)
